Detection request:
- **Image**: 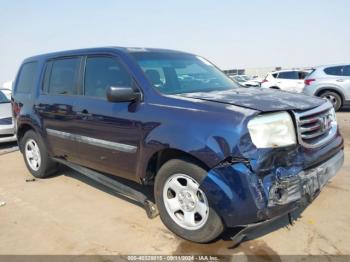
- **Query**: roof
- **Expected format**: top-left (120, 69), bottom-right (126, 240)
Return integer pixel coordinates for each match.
top-left (270, 69), bottom-right (311, 74)
top-left (313, 62), bottom-right (350, 69)
top-left (23, 46), bottom-right (191, 63)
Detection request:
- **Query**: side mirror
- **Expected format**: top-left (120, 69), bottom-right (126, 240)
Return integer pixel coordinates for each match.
top-left (106, 86), bottom-right (140, 103)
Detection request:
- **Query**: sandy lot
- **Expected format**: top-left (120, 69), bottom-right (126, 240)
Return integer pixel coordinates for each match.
top-left (0, 112), bottom-right (349, 258)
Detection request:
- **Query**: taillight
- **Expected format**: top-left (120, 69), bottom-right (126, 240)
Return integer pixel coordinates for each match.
top-left (12, 102), bottom-right (21, 116)
top-left (304, 79), bottom-right (315, 85)
top-left (262, 79), bottom-right (268, 83)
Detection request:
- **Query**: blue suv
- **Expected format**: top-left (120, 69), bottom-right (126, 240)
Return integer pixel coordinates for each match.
top-left (12, 47), bottom-right (344, 243)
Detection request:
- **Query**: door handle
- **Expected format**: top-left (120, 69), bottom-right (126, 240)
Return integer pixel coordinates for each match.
top-left (336, 79), bottom-right (344, 82)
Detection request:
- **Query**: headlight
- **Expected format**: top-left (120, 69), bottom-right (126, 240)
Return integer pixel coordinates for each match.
top-left (329, 107), bottom-right (337, 126)
top-left (247, 112), bottom-right (296, 148)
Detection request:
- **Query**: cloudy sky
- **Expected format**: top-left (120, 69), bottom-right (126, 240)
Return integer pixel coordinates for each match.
top-left (1, 0), bottom-right (349, 85)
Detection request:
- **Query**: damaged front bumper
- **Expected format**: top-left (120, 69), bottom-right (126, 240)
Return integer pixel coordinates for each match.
top-left (200, 150), bottom-right (344, 228)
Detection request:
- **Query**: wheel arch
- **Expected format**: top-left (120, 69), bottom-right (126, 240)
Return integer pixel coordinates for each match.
top-left (143, 148), bottom-right (210, 184)
top-left (17, 123), bottom-right (37, 151)
top-left (315, 87), bottom-right (345, 103)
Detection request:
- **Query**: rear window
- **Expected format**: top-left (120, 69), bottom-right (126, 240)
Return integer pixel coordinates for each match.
top-left (277, 71), bottom-right (299, 79)
top-left (48, 58), bottom-right (80, 95)
top-left (15, 62), bottom-right (38, 94)
top-left (342, 66), bottom-right (350, 76)
top-left (0, 91), bottom-right (9, 103)
top-left (324, 66), bottom-right (343, 76)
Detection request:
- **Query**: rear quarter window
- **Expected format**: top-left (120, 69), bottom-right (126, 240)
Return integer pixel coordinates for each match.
top-left (298, 71), bottom-right (309, 79)
top-left (324, 66), bottom-right (343, 76)
top-left (342, 66), bottom-right (350, 76)
top-left (277, 71), bottom-right (298, 79)
top-left (15, 62), bottom-right (38, 94)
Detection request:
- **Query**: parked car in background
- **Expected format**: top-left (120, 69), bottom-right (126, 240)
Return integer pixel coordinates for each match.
top-left (303, 64), bottom-right (350, 111)
top-left (230, 75), bottom-right (260, 87)
top-left (251, 75), bottom-right (264, 84)
top-left (0, 90), bottom-right (16, 143)
top-left (12, 47), bottom-right (343, 243)
top-left (261, 70), bottom-right (310, 92)
top-left (0, 88), bottom-right (12, 100)
top-left (1, 80), bottom-right (13, 99)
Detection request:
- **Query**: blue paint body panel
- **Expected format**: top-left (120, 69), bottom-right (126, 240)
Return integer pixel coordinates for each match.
top-left (11, 47), bottom-right (344, 227)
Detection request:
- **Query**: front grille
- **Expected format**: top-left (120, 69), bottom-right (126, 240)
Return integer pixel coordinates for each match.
top-left (0, 117), bottom-right (12, 125)
top-left (293, 102), bottom-right (337, 148)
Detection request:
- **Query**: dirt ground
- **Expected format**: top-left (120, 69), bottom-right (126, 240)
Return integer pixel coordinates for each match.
top-left (0, 112), bottom-right (349, 258)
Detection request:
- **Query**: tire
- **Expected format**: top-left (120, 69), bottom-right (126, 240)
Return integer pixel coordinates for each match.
top-left (270, 86), bottom-right (280, 89)
top-left (319, 91), bottom-right (342, 111)
top-left (21, 130), bottom-right (58, 178)
top-left (154, 158), bottom-right (224, 243)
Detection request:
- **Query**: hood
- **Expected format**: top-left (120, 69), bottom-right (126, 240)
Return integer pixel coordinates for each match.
top-left (179, 88), bottom-right (325, 112)
top-left (0, 102), bottom-right (12, 119)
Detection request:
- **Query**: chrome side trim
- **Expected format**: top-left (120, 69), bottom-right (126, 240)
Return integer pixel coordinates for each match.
top-left (46, 128), bottom-right (137, 153)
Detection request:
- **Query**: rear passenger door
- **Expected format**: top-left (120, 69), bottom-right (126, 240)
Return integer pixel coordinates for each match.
top-left (324, 66), bottom-right (350, 100)
top-left (72, 55), bottom-right (142, 180)
top-left (276, 71), bottom-right (302, 92)
top-left (36, 57), bottom-right (83, 162)
top-left (342, 66), bottom-right (350, 100)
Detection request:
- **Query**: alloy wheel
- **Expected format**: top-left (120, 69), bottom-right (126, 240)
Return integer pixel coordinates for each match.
top-left (163, 174), bottom-right (209, 230)
top-left (25, 139), bottom-right (41, 171)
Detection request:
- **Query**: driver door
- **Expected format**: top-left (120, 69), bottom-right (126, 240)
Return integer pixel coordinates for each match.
top-left (73, 55), bottom-right (142, 180)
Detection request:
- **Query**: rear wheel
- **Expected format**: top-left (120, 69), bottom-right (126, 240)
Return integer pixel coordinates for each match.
top-left (155, 158), bottom-right (224, 243)
top-left (319, 91), bottom-right (342, 111)
top-left (21, 130), bottom-right (58, 178)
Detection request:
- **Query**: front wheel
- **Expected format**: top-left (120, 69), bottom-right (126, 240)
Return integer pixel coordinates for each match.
top-left (155, 158), bottom-right (224, 243)
top-left (21, 130), bottom-right (58, 178)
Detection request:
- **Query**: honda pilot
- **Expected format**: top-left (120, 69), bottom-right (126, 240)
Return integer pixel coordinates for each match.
top-left (12, 47), bottom-right (344, 243)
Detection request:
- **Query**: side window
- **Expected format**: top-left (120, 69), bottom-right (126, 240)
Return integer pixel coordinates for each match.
top-left (324, 66), bottom-right (343, 76)
top-left (15, 62), bottom-right (38, 94)
top-left (298, 71), bottom-right (309, 79)
top-left (48, 58), bottom-right (80, 95)
top-left (84, 56), bottom-right (132, 98)
top-left (342, 66), bottom-right (350, 76)
top-left (277, 71), bottom-right (298, 79)
top-left (142, 68), bottom-right (165, 88)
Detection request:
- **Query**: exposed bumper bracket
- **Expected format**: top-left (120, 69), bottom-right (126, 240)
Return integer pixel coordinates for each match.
top-left (231, 210), bottom-right (296, 247)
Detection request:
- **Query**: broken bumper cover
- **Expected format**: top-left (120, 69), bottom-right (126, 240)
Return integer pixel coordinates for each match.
top-left (200, 150), bottom-right (344, 228)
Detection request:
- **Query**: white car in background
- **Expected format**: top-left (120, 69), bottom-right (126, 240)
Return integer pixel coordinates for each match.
top-left (0, 90), bottom-right (16, 143)
top-left (261, 70), bottom-right (310, 92)
top-left (1, 80), bottom-right (13, 99)
top-left (0, 88), bottom-right (12, 99)
top-left (230, 75), bottom-right (260, 87)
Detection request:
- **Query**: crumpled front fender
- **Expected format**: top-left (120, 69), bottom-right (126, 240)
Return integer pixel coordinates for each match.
top-left (200, 163), bottom-right (266, 227)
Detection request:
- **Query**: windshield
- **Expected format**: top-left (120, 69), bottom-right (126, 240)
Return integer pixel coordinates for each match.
top-left (130, 52), bottom-right (239, 94)
top-left (233, 76), bottom-right (244, 82)
top-left (0, 91), bottom-right (10, 103)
